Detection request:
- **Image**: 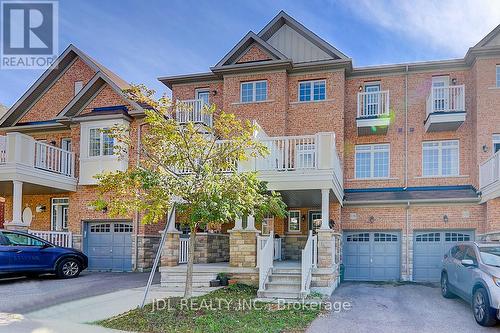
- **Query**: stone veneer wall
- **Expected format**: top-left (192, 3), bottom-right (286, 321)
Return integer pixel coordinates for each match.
top-left (194, 233), bottom-right (230, 264)
top-left (134, 235), bottom-right (161, 271)
top-left (282, 235), bottom-right (307, 260)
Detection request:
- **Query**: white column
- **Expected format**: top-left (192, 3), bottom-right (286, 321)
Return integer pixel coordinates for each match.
top-left (166, 206), bottom-right (178, 233)
top-left (232, 216), bottom-right (243, 231)
top-left (12, 180), bottom-right (23, 224)
top-left (246, 215), bottom-right (256, 231)
top-left (321, 188), bottom-right (330, 230)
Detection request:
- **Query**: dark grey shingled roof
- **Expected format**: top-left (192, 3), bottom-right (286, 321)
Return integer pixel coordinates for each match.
top-left (344, 186), bottom-right (479, 204)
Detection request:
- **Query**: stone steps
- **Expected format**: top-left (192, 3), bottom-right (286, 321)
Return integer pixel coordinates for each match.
top-left (258, 267), bottom-right (305, 299)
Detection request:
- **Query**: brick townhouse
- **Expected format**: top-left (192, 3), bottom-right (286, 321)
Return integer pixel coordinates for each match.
top-left (2, 11), bottom-right (500, 296)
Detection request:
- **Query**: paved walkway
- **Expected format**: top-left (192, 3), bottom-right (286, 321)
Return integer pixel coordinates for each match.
top-left (0, 284), bottom-right (216, 333)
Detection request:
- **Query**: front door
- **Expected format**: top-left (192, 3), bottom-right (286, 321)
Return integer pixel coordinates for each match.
top-left (308, 210), bottom-right (321, 233)
top-left (432, 76), bottom-right (449, 112)
top-left (364, 83), bottom-right (381, 116)
top-left (51, 198), bottom-right (69, 231)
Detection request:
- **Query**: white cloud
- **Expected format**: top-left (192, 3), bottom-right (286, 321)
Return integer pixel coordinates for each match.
top-left (342, 0), bottom-right (500, 55)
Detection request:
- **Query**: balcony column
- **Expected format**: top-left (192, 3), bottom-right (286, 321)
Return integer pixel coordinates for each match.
top-left (12, 180), bottom-right (23, 224)
top-left (320, 188), bottom-right (330, 230)
top-left (231, 216), bottom-right (243, 231)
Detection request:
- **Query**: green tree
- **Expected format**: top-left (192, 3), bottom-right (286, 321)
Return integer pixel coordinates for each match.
top-left (93, 85), bottom-right (286, 298)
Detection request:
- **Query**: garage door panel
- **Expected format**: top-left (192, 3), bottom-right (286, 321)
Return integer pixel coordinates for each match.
top-left (343, 231), bottom-right (400, 281)
top-left (413, 230), bottom-right (474, 282)
top-left (84, 221), bottom-right (133, 272)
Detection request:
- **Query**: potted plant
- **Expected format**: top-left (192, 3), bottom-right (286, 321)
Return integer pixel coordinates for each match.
top-left (216, 272), bottom-right (229, 286)
top-left (209, 279), bottom-right (221, 287)
top-left (228, 279), bottom-right (238, 285)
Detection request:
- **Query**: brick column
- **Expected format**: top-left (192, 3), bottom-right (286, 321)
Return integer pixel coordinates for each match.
top-left (160, 230), bottom-right (181, 267)
top-left (228, 230), bottom-right (259, 267)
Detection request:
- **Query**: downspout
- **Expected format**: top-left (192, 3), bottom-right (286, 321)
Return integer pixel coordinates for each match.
top-left (404, 64), bottom-right (409, 189)
top-left (406, 201), bottom-right (410, 280)
top-left (134, 120), bottom-right (146, 271)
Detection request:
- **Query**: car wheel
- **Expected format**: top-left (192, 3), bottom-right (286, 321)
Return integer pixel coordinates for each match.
top-left (56, 258), bottom-right (81, 279)
top-left (441, 273), bottom-right (454, 298)
top-left (473, 287), bottom-right (497, 327)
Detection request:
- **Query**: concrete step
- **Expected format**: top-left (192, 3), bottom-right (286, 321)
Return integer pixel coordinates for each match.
top-left (272, 268), bottom-right (301, 274)
top-left (161, 276), bottom-right (217, 283)
top-left (265, 281), bottom-right (301, 292)
top-left (161, 281), bottom-right (212, 288)
top-left (269, 273), bottom-right (301, 283)
top-left (257, 290), bottom-right (303, 299)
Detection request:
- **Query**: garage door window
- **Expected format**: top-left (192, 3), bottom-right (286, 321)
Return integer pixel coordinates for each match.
top-left (114, 223), bottom-right (133, 232)
top-left (90, 223), bottom-right (110, 232)
top-left (374, 233), bottom-right (398, 242)
top-left (346, 233), bottom-right (369, 242)
top-left (415, 232), bottom-right (440, 242)
top-left (445, 232), bottom-right (470, 242)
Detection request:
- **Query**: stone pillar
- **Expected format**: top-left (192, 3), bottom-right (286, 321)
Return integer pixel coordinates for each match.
top-left (12, 180), bottom-right (23, 224)
top-left (160, 231), bottom-right (181, 267)
top-left (316, 229), bottom-right (335, 269)
top-left (229, 229), bottom-right (259, 267)
top-left (320, 188), bottom-right (330, 230)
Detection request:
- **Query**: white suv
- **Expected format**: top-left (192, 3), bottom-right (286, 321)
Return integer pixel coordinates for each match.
top-left (441, 242), bottom-right (500, 327)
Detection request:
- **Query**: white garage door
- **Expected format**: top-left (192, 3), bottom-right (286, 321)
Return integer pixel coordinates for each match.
top-left (413, 230), bottom-right (474, 282)
top-left (343, 231), bottom-right (401, 281)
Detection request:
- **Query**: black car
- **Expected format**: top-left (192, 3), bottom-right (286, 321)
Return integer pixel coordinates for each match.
top-left (0, 229), bottom-right (88, 278)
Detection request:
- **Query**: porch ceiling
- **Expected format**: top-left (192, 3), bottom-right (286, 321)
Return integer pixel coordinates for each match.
top-left (278, 189), bottom-right (332, 207)
top-left (0, 181), bottom-right (71, 196)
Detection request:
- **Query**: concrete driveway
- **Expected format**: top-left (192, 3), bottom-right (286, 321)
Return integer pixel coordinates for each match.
top-left (307, 282), bottom-right (500, 333)
top-left (0, 271), bottom-right (159, 314)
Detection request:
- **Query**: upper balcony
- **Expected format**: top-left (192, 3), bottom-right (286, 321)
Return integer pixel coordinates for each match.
top-left (480, 150), bottom-right (500, 202)
top-left (356, 90), bottom-right (390, 135)
top-left (176, 99), bottom-right (213, 127)
top-left (239, 131), bottom-right (343, 203)
top-left (0, 132), bottom-right (76, 193)
top-left (425, 85), bottom-right (466, 132)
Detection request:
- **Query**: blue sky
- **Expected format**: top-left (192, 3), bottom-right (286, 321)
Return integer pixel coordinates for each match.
top-left (1, 0), bottom-right (499, 107)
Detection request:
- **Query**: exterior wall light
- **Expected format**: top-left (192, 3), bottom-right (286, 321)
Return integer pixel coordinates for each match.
top-left (443, 215), bottom-right (449, 223)
top-left (483, 145), bottom-right (489, 153)
top-left (368, 216), bottom-right (375, 224)
top-left (451, 78), bottom-right (457, 85)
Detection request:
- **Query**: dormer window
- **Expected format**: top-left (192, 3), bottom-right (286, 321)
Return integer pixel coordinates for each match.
top-left (74, 81), bottom-right (83, 96)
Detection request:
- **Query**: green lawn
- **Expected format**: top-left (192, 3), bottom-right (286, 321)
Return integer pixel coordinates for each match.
top-left (96, 284), bottom-right (322, 333)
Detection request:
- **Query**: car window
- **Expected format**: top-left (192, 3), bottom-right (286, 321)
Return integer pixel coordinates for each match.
top-left (2, 232), bottom-right (45, 246)
top-left (463, 246), bottom-right (477, 263)
top-left (451, 246), bottom-right (465, 260)
top-left (479, 246), bottom-right (500, 267)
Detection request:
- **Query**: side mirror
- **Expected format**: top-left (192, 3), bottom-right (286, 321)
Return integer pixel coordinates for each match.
top-left (461, 259), bottom-right (476, 267)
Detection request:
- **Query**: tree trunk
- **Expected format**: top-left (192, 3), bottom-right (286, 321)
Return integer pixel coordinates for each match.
top-left (184, 226), bottom-right (196, 298)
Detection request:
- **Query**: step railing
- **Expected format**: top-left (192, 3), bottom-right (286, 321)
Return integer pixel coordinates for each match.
top-left (480, 150), bottom-right (500, 190)
top-left (426, 85), bottom-right (465, 117)
top-left (34, 140), bottom-right (75, 177)
top-left (179, 237), bottom-right (189, 264)
top-left (176, 99), bottom-right (213, 127)
top-left (258, 231), bottom-right (274, 292)
top-left (28, 230), bottom-right (72, 248)
top-left (300, 231), bottom-right (316, 296)
top-left (357, 90), bottom-right (390, 118)
top-left (256, 235), bottom-right (281, 267)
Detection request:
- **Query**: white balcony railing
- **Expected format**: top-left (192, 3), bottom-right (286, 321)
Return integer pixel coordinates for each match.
top-left (28, 230), bottom-right (72, 248)
top-left (0, 133), bottom-right (75, 178)
top-left (426, 85), bottom-right (465, 117)
top-left (480, 150), bottom-right (500, 190)
top-left (179, 237), bottom-right (189, 264)
top-left (176, 99), bottom-right (213, 127)
top-left (256, 135), bottom-right (317, 171)
top-left (357, 91), bottom-right (390, 118)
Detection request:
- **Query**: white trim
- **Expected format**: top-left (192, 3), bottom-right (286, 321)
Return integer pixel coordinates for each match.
top-left (422, 140), bottom-right (460, 177)
top-left (240, 80), bottom-right (267, 103)
top-left (74, 80), bottom-right (83, 96)
top-left (88, 126), bottom-right (114, 158)
top-left (496, 65), bottom-right (500, 88)
top-left (298, 79), bottom-right (326, 102)
top-left (195, 88), bottom-right (210, 104)
top-left (354, 143), bottom-right (390, 179)
top-left (288, 210), bottom-right (301, 233)
top-left (51, 197), bottom-right (69, 231)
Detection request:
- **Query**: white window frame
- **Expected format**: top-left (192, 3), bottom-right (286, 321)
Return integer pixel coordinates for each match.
top-left (493, 134), bottom-right (500, 154)
top-left (496, 65), bottom-right (500, 88)
top-left (240, 80), bottom-right (267, 103)
top-left (88, 127), bottom-right (114, 157)
top-left (195, 88), bottom-right (210, 105)
top-left (288, 210), bottom-right (301, 233)
top-left (354, 143), bottom-right (390, 179)
top-left (422, 140), bottom-right (460, 177)
top-left (298, 79), bottom-right (326, 102)
top-left (261, 215), bottom-right (273, 235)
top-left (74, 81), bottom-right (83, 96)
top-left (51, 197), bottom-right (69, 231)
